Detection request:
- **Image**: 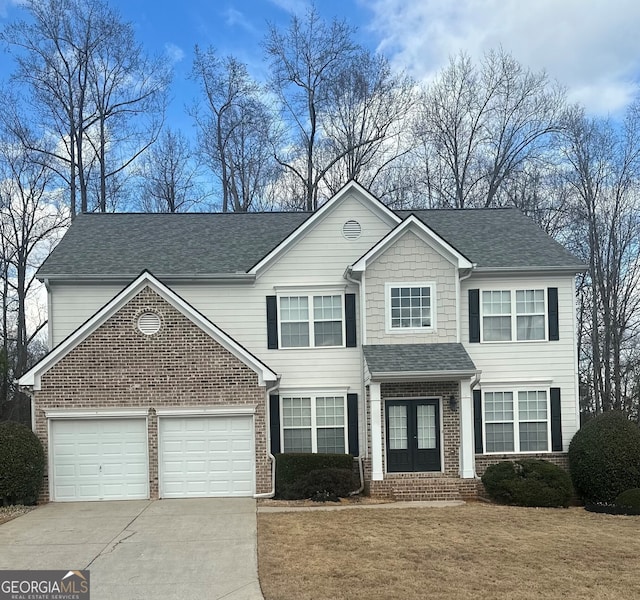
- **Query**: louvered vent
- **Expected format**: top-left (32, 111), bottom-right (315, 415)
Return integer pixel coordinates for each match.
top-left (137, 312), bottom-right (161, 335)
top-left (342, 219), bottom-right (362, 240)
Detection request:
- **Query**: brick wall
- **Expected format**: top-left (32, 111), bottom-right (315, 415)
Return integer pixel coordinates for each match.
top-left (475, 452), bottom-right (570, 475)
top-left (34, 286), bottom-right (271, 501)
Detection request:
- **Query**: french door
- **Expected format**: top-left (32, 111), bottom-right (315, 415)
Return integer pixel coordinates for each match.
top-left (385, 399), bottom-right (441, 472)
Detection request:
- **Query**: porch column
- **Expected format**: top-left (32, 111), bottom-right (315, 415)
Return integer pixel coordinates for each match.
top-left (459, 378), bottom-right (476, 478)
top-left (370, 382), bottom-right (384, 481)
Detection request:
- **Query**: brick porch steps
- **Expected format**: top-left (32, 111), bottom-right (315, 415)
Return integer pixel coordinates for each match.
top-left (369, 476), bottom-right (483, 502)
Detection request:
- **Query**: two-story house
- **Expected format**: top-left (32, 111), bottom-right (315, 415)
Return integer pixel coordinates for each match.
top-left (18, 182), bottom-right (584, 502)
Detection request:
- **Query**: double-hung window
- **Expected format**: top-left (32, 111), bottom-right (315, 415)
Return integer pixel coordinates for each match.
top-left (481, 289), bottom-right (546, 342)
top-left (484, 389), bottom-right (549, 453)
top-left (279, 294), bottom-right (344, 348)
top-left (387, 282), bottom-right (435, 332)
top-left (281, 395), bottom-right (346, 453)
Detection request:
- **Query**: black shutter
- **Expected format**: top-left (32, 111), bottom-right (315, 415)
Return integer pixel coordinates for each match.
top-left (550, 387), bottom-right (562, 451)
top-left (347, 393), bottom-right (359, 455)
top-left (266, 296), bottom-right (278, 349)
top-left (345, 294), bottom-right (357, 348)
top-left (469, 289), bottom-right (480, 343)
top-left (548, 287), bottom-right (559, 341)
top-left (473, 389), bottom-right (483, 453)
top-left (269, 394), bottom-right (281, 454)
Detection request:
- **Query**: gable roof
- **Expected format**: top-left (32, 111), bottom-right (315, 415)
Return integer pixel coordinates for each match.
top-left (18, 271), bottom-right (278, 390)
top-left (350, 214), bottom-right (474, 273)
top-left (37, 196), bottom-right (584, 280)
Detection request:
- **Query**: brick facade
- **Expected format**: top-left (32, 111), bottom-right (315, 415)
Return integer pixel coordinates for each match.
top-left (33, 286), bottom-right (271, 501)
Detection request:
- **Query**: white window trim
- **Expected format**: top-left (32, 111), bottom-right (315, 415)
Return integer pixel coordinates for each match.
top-left (480, 288), bottom-right (548, 343)
top-left (277, 291), bottom-right (347, 349)
top-left (482, 387), bottom-right (552, 455)
top-left (385, 281), bottom-right (437, 334)
top-left (280, 393), bottom-right (349, 454)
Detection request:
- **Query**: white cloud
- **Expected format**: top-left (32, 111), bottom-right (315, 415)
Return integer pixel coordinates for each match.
top-left (365, 0), bottom-right (640, 115)
top-left (267, 0), bottom-right (309, 16)
top-left (0, 0), bottom-right (22, 18)
top-left (164, 42), bottom-right (185, 65)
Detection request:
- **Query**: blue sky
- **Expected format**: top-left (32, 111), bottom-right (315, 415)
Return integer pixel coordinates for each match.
top-left (2, 0), bottom-right (640, 132)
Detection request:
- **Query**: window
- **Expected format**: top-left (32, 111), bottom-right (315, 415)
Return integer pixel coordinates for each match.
top-left (282, 395), bottom-right (346, 453)
top-left (481, 289), bottom-right (546, 342)
top-left (484, 389), bottom-right (549, 453)
top-left (387, 283), bottom-right (435, 331)
top-left (279, 294), bottom-right (343, 348)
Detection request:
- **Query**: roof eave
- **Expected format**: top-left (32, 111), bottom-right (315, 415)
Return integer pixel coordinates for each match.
top-left (472, 265), bottom-right (587, 275)
top-left (368, 369), bottom-right (479, 382)
top-left (38, 273), bottom-right (257, 283)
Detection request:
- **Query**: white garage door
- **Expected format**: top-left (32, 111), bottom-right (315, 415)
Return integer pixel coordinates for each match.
top-left (50, 419), bottom-right (149, 501)
top-left (159, 416), bottom-right (255, 498)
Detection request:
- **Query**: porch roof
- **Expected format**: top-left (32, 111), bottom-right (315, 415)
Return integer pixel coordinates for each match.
top-left (363, 343), bottom-right (478, 381)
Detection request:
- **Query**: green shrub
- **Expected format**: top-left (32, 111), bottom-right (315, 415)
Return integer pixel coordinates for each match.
top-left (481, 459), bottom-right (573, 508)
top-left (0, 421), bottom-right (45, 505)
top-left (280, 468), bottom-right (356, 501)
top-left (568, 411), bottom-right (640, 504)
top-left (275, 453), bottom-right (353, 497)
top-left (615, 488), bottom-right (640, 513)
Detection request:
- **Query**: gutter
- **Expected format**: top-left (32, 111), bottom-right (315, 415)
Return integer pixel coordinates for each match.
top-left (254, 378), bottom-right (281, 499)
top-left (369, 369), bottom-right (480, 382)
top-left (472, 265), bottom-right (587, 275)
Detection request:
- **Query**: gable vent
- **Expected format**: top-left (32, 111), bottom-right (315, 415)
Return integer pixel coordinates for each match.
top-left (342, 219), bottom-right (362, 240)
top-left (137, 312), bottom-right (161, 335)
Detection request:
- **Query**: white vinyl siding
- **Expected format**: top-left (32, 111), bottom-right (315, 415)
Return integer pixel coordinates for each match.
top-left (463, 275), bottom-right (580, 451)
top-left (483, 389), bottom-right (549, 453)
top-left (281, 395), bottom-right (346, 454)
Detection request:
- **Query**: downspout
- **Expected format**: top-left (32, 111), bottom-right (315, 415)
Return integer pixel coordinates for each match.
top-left (344, 266), bottom-right (365, 495)
top-left (254, 378), bottom-right (281, 499)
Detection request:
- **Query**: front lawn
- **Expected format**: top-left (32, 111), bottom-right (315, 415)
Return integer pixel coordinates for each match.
top-left (258, 503), bottom-right (640, 600)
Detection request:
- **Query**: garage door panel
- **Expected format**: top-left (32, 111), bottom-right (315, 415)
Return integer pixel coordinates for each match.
top-left (159, 416), bottom-right (254, 498)
top-left (50, 419), bottom-right (149, 501)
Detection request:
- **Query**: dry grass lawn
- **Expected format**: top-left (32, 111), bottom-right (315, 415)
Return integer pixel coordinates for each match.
top-left (258, 503), bottom-right (640, 600)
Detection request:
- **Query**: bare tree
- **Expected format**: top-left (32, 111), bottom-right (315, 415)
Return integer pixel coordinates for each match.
top-left (2, 0), bottom-right (170, 216)
top-left (0, 128), bottom-right (67, 423)
top-left (416, 49), bottom-right (566, 208)
top-left (191, 47), bottom-right (279, 212)
top-left (321, 50), bottom-right (417, 195)
top-left (264, 5), bottom-right (358, 210)
top-left (562, 105), bottom-right (640, 414)
top-left (137, 128), bottom-right (203, 213)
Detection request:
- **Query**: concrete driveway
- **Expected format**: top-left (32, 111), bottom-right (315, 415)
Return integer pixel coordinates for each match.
top-left (0, 498), bottom-right (263, 600)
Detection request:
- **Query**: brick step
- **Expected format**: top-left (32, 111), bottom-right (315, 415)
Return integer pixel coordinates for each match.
top-left (369, 476), bottom-right (481, 502)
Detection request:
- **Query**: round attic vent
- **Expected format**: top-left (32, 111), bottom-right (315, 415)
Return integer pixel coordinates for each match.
top-left (342, 219), bottom-right (362, 240)
top-left (137, 312), bottom-right (161, 336)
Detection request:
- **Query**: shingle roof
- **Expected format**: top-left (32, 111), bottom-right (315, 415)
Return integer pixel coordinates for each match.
top-left (363, 343), bottom-right (477, 375)
top-left (38, 212), bottom-right (310, 276)
top-left (37, 206), bottom-right (583, 278)
top-left (400, 209), bottom-right (584, 270)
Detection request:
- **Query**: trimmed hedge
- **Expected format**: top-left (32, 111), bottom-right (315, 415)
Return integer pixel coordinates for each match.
top-left (481, 459), bottom-right (573, 508)
top-left (568, 411), bottom-right (640, 504)
top-left (275, 453), bottom-right (354, 499)
top-left (615, 488), bottom-right (640, 514)
top-left (0, 421), bottom-right (45, 506)
top-left (280, 468), bottom-right (356, 501)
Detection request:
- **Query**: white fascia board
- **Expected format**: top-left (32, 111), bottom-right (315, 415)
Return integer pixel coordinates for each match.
top-left (19, 271), bottom-right (277, 391)
top-left (248, 181), bottom-right (401, 275)
top-left (45, 408), bottom-right (149, 419)
top-left (368, 369), bottom-right (480, 382)
top-left (351, 215), bottom-right (474, 272)
top-left (471, 266), bottom-right (586, 276)
top-left (156, 406), bottom-right (257, 417)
